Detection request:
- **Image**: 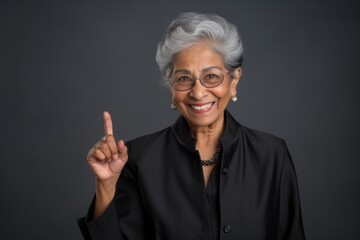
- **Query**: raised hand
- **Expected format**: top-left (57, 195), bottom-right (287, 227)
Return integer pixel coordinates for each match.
top-left (87, 111), bottom-right (128, 183)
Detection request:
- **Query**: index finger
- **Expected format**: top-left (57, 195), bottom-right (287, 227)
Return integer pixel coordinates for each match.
top-left (103, 111), bottom-right (113, 135)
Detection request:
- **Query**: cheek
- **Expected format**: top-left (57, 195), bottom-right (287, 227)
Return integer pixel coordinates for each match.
top-left (171, 92), bottom-right (186, 103)
top-left (215, 85), bottom-right (232, 98)
top-left (170, 88), bottom-right (178, 101)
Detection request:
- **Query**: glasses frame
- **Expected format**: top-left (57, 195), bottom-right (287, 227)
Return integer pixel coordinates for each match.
top-left (169, 68), bottom-right (230, 91)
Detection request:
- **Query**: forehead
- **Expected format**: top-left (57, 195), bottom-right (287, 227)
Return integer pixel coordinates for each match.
top-left (172, 41), bottom-right (225, 72)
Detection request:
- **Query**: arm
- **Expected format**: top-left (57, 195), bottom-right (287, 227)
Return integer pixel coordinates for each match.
top-left (78, 159), bottom-right (149, 240)
top-left (78, 112), bottom-right (149, 239)
top-left (278, 141), bottom-right (306, 240)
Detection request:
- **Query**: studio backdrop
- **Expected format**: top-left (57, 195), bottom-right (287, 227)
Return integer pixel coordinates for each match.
top-left (1, 0), bottom-right (359, 239)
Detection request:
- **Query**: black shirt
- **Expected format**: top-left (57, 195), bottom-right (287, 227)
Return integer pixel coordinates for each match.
top-left (78, 110), bottom-right (306, 240)
top-left (206, 157), bottom-right (221, 240)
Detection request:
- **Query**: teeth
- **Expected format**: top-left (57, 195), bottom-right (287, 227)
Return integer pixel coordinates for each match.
top-left (191, 103), bottom-right (213, 110)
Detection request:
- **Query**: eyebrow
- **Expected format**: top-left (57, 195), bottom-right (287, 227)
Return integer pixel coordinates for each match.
top-left (173, 66), bottom-right (222, 75)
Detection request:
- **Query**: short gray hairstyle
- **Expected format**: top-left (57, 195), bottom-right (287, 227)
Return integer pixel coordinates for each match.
top-left (156, 12), bottom-right (244, 84)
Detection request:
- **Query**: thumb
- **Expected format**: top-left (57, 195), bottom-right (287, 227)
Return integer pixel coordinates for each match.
top-left (117, 140), bottom-right (128, 160)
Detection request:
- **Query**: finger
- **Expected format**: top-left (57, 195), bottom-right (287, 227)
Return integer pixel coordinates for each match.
top-left (104, 134), bottom-right (118, 155)
top-left (98, 142), bottom-right (112, 159)
top-left (103, 111), bottom-right (113, 135)
top-left (90, 148), bottom-right (106, 161)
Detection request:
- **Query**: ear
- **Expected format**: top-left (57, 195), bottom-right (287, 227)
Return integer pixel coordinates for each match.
top-left (169, 84), bottom-right (176, 104)
top-left (169, 86), bottom-right (174, 97)
top-left (230, 67), bottom-right (242, 97)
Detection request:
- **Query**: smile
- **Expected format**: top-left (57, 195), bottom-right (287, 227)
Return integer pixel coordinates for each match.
top-left (189, 102), bottom-right (214, 111)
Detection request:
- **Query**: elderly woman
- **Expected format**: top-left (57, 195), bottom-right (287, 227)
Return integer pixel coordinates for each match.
top-left (78, 12), bottom-right (305, 240)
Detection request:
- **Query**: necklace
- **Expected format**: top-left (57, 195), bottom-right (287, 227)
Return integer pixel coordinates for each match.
top-left (201, 145), bottom-right (222, 166)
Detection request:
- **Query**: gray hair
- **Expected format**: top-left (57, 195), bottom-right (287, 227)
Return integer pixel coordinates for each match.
top-left (156, 12), bottom-right (244, 85)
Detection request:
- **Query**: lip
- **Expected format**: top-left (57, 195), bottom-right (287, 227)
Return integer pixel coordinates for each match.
top-left (188, 102), bottom-right (215, 113)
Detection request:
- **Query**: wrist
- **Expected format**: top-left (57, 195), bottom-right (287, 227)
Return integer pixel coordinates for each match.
top-left (93, 179), bottom-right (116, 219)
top-left (95, 179), bottom-right (116, 200)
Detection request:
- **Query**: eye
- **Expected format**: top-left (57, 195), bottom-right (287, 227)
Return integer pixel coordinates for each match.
top-left (206, 74), bottom-right (219, 79)
top-left (175, 75), bottom-right (193, 83)
top-left (204, 73), bottom-right (220, 82)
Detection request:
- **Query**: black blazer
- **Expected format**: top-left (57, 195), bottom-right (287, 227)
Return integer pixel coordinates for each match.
top-left (78, 111), bottom-right (306, 240)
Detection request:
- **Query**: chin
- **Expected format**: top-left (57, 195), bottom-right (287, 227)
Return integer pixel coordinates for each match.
top-left (186, 115), bottom-right (221, 128)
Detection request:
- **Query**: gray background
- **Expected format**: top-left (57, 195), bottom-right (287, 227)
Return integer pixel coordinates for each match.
top-left (1, 0), bottom-right (359, 239)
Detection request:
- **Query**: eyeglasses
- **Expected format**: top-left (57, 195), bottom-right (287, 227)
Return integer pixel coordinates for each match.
top-left (170, 68), bottom-right (229, 91)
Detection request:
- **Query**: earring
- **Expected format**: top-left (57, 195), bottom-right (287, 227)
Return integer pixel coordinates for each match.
top-left (171, 103), bottom-right (177, 110)
top-left (231, 96), bottom-right (238, 102)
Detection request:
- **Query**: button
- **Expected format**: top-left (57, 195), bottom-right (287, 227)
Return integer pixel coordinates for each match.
top-left (222, 167), bottom-right (229, 175)
top-left (223, 225), bottom-right (231, 233)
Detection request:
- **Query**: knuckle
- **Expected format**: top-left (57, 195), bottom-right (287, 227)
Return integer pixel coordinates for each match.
top-left (105, 134), bottom-right (115, 143)
top-left (103, 149), bottom-right (111, 158)
top-left (95, 142), bottom-right (102, 149)
top-left (94, 149), bottom-right (105, 159)
top-left (89, 144), bottom-right (98, 154)
top-left (99, 142), bottom-right (108, 150)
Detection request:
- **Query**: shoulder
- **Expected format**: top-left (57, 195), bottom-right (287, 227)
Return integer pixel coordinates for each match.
top-left (241, 125), bottom-right (284, 144)
top-left (226, 110), bottom-right (285, 148)
top-left (225, 110), bottom-right (285, 149)
top-left (126, 127), bottom-right (171, 149)
top-left (239, 124), bottom-right (287, 156)
top-left (125, 126), bottom-right (174, 161)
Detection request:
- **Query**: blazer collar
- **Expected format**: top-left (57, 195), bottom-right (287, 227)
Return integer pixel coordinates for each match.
top-left (171, 110), bottom-right (241, 149)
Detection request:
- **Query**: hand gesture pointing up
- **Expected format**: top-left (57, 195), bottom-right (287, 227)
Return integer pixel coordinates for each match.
top-left (87, 111), bottom-right (128, 183)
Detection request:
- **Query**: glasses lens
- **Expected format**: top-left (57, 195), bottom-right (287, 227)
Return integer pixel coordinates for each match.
top-left (172, 74), bottom-right (193, 90)
top-left (200, 69), bottom-right (224, 88)
top-left (171, 69), bottom-right (225, 91)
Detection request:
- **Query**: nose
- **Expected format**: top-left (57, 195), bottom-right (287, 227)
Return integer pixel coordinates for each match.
top-left (189, 79), bottom-right (208, 99)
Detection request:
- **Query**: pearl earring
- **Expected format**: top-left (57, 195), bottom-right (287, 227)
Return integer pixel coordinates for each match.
top-left (231, 96), bottom-right (238, 102)
top-left (171, 103), bottom-right (177, 110)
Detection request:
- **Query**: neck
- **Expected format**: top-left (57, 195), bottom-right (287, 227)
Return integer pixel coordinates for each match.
top-left (189, 115), bottom-right (225, 146)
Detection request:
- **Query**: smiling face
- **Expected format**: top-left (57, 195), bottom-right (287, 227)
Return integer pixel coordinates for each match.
top-left (170, 41), bottom-right (241, 130)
